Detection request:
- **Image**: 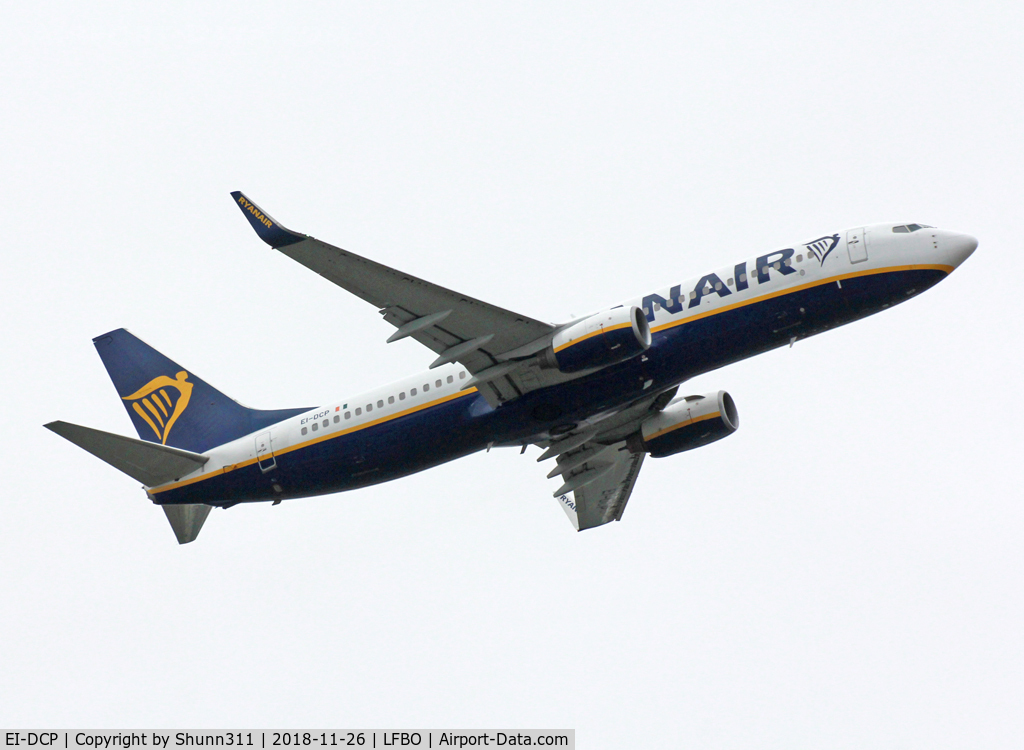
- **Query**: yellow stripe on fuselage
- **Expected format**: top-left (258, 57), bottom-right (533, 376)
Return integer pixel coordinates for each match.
top-left (148, 387), bottom-right (478, 494)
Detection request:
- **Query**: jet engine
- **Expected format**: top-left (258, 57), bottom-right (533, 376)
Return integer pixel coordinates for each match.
top-left (627, 391), bottom-right (738, 458)
top-left (544, 306), bottom-right (651, 373)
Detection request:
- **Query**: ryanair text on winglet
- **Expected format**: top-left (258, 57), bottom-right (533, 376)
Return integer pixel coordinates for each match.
top-left (237, 195), bottom-right (273, 228)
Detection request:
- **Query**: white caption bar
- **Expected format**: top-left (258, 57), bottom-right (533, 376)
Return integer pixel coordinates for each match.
top-left (2, 732), bottom-right (574, 750)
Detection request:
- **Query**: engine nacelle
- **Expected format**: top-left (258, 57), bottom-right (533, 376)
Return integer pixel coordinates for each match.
top-left (627, 391), bottom-right (738, 458)
top-left (546, 306), bottom-right (651, 373)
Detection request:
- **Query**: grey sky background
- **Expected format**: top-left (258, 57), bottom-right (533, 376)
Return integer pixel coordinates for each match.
top-left (2, 2), bottom-right (1021, 746)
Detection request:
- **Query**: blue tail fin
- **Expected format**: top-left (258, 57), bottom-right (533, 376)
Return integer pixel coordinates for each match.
top-left (93, 329), bottom-right (309, 454)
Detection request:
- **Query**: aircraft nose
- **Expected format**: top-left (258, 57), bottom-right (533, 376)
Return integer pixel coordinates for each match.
top-left (946, 232), bottom-right (978, 268)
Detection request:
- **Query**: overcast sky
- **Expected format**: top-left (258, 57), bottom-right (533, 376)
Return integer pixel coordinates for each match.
top-left (2, 2), bottom-right (1022, 747)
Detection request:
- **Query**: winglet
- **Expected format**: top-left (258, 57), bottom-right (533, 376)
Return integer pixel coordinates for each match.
top-left (230, 191), bottom-right (306, 248)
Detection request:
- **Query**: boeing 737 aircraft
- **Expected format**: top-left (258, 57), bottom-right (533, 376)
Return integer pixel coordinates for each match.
top-left (46, 193), bottom-right (978, 543)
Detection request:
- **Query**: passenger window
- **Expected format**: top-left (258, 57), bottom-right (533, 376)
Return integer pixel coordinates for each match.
top-left (366, 403), bottom-right (372, 412)
top-left (740, 273), bottom-right (747, 283)
top-left (435, 380), bottom-right (442, 388)
top-left (355, 407), bottom-right (362, 416)
top-left (377, 400), bottom-right (384, 408)
top-left (411, 388), bottom-right (417, 396)
top-left (323, 420), bottom-right (329, 428)
top-left (689, 291), bottom-right (697, 300)
top-left (333, 415), bottom-right (340, 423)
top-left (423, 384), bottom-right (430, 392)
top-left (312, 423), bottom-right (318, 432)
top-left (447, 375), bottom-right (453, 384)
top-left (714, 281), bottom-right (723, 290)
top-left (388, 396), bottom-right (395, 404)
top-left (301, 427), bottom-right (308, 435)
top-left (784, 258), bottom-right (792, 266)
top-left (399, 392), bottom-right (406, 400)
top-left (773, 262), bottom-right (781, 270)
top-left (344, 411), bottom-right (351, 419)
top-left (796, 254), bottom-right (803, 262)
top-left (459, 371), bottom-right (466, 379)
top-left (727, 278), bottom-right (733, 286)
top-left (653, 302), bottom-right (661, 311)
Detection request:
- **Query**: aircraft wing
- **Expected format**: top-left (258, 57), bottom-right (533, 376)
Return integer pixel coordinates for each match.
top-left (553, 442), bottom-right (646, 531)
top-left (539, 386), bottom-right (677, 530)
top-left (231, 192), bottom-right (556, 386)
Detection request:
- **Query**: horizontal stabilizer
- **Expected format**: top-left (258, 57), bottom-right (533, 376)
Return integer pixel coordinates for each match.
top-left (44, 420), bottom-right (209, 487)
top-left (163, 504), bottom-right (213, 544)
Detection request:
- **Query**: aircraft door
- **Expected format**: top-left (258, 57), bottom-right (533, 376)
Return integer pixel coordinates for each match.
top-left (847, 228), bottom-right (868, 264)
top-left (255, 431), bottom-right (276, 473)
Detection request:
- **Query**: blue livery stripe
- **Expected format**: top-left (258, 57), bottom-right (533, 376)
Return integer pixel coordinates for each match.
top-left (149, 387), bottom-right (479, 494)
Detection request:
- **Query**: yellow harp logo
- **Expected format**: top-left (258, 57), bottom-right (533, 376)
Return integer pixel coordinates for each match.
top-left (122, 371), bottom-right (194, 444)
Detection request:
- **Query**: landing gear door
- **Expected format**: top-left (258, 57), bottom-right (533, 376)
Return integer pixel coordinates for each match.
top-left (847, 228), bottom-right (868, 264)
top-left (255, 431), bottom-right (276, 473)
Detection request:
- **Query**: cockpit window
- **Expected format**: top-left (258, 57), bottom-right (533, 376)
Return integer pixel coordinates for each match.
top-left (892, 224), bottom-right (934, 233)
